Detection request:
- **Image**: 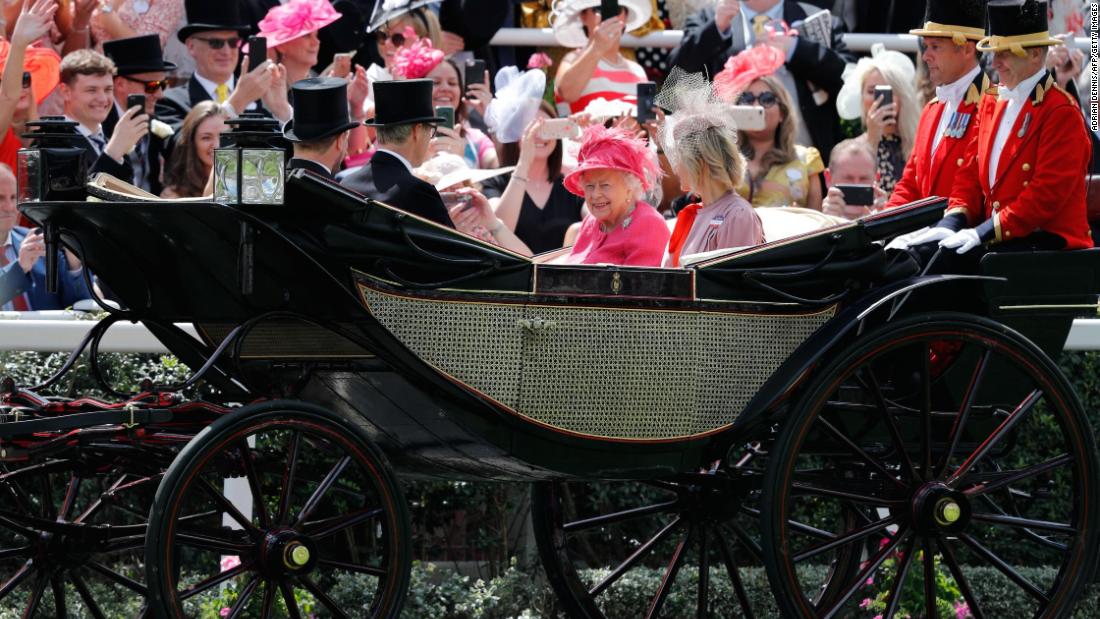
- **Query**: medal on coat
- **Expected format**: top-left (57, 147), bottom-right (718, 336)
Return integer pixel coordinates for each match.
top-left (1018, 112), bottom-right (1032, 139)
top-left (132, 0), bottom-right (150, 14)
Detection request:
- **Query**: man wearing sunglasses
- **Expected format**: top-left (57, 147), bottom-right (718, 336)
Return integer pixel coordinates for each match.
top-left (103, 34), bottom-right (176, 195)
top-left (156, 0), bottom-right (290, 141)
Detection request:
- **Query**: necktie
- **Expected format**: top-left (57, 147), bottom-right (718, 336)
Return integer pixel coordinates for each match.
top-left (752, 15), bottom-right (770, 39)
top-left (88, 133), bottom-right (106, 155)
top-left (214, 83), bottom-right (229, 104)
top-left (0, 248), bottom-right (30, 311)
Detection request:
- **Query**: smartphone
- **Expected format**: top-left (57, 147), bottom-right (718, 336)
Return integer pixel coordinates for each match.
top-left (835, 184), bottom-right (875, 207)
top-left (21, 71), bottom-right (30, 89)
top-left (126, 93), bottom-right (146, 114)
top-left (435, 106), bottom-right (455, 130)
top-left (538, 118), bottom-right (581, 140)
top-left (248, 36), bottom-right (267, 72)
top-left (600, 0), bottom-right (620, 21)
top-left (635, 82), bottom-right (657, 124)
top-left (464, 59), bottom-right (486, 90)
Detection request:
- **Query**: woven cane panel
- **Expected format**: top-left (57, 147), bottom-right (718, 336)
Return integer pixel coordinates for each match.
top-left (359, 284), bottom-right (834, 440)
top-left (360, 287), bottom-right (525, 407)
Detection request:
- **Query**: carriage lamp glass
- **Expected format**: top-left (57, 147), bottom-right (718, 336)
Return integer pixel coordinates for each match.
top-left (213, 113), bottom-right (284, 205)
top-left (17, 117), bottom-right (90, 203)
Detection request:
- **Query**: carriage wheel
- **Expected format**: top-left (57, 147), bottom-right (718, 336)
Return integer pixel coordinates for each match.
top-left (762, 312), bottom-right (1100, 618)
top-left (0, 452), bottom-right (158, 617)
top-left (145, 401), bottom-right (410, 618)
top-left (532, 458), bottom-right (863, 618)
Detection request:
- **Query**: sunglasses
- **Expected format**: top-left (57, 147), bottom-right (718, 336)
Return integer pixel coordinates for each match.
top-left (376, 30), bottom-right (408, 47)
top-left (737, 91), bottom-right (779, 108)
top-left (121, 75), bottom-right (169, 94)
top-left (194, 36), bottom-right (242, 50)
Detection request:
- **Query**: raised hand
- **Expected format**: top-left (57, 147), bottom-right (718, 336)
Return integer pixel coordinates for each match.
top-left (11, 0), bottom-right (58, 47)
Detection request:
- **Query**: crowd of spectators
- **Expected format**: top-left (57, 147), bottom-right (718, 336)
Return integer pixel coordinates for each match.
top-left (1, 0), bottom-right (1098, 311)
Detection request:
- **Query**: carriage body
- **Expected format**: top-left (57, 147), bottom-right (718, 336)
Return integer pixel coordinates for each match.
top-left (8, 171), bottom-right (1100, 618)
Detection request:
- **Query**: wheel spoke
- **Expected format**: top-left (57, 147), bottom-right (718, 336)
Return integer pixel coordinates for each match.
top-left (280, 581), bottom-right (303, 619)
top-left (0, 545), bottom-right (31, 560)
top-left (920, 343), bottom-right (933, 481)
top-left (198, 478), bottom-right (260, 535)
top-left (305, 507), bottom-right (383, 539)
top-left (85, 561), bottom-right (147, 595)
top-left (861, 369), bottom-right (919, 482)
top-left (716, 530), bottom-right (754, 619)
top-left (922, 537), bottom-right (936, 619)
top-left (727, 518), bottom-right (764, 563)
top-left (69, 572), bottom-right (106, 619)
top-left (970, 512), bottom-right (1075, 535)
top-left (962, 454), bottom-right (1072, 497)
top-left (957, 532), bottom-right (1048, 602)
top-left (175, 531), bottom-right (253, 555)
top-left (58, 475), bottom-right (81, 523)
top-left (697, 525), bottom-right (709, 619)
top-left (226, 575), bottom-right (260, 619)
top-left (589, 517), bottom-right (682, 598)
top-left (949, 390), bottom-right (1043, 485)
top-left (52, 575), bottom-right (67, 619)
top-left (277, 431), bottom-right (302, 525)
top-left (236, 440), bottom-right (271, 530)
top-left (790, 481), bottom-right (901, 506)
top-left (793, 516), bottom-right (897, 563)
top-left (937, 537), bottom-right (986, 619)
top-left (293, 456), bottom-right (351, 530)
top-left (882, 536), bottom-right (916, 619)
top-left (819, 528), bottom-right (910, 619)
top-left (816, 417), bottom-right (908, 490)
top-left (645, 525), bottom-right (692, 619)
top-left (563, 499), bottom-right (679, 533)
top-left (317, 558), bottom-right (386, 577)
top-left (24, 573), bottom-right (47, 618)
top-left (259, 579), bottom-right (275, 617)
top-left (0, 560), bottom-right (33, 600)
top-left (179, 560), bottom-right (253, 600)
top-left (299, 575), bottom-right (351, 619)
top-left (937, 349), bottom-right (992, 477)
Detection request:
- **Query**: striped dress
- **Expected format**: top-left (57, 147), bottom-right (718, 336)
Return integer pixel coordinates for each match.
top-left (563, 57), bottom-right (648, 115)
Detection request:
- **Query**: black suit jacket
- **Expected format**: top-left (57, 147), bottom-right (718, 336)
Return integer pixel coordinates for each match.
top-left (288, 157), bottom-right (334, 179)
top-left (103, 105), bottom-right (165, 194)
top-left (70, 126), bottom-right (133, 183)
top-left (340, 151), bottom-right (454, 228)
top-left (669, 3), bottom-right (855, 163)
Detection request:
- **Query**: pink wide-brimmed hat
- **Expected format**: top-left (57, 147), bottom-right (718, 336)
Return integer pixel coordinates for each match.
top-left (392, 28), bottom-right (444, 79)
top-left (256, 0), bottom-right (343, 49)
top-left (562, 125), bottom-right (660, 197)
top-left (712, 22), bottom-right (795, 102)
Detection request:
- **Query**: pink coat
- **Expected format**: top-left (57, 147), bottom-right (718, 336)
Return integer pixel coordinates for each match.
top-left (563, 202), bottom-right (670, 267)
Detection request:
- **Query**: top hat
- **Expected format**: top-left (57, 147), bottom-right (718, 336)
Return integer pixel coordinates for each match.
top-left (910, 0), bottom-right (987, 43)
top-left (284, 77), bottom-right (361, 142)
top-left (364, 79), bottom-right (445, 127)
top-left (178, 0), bottom-right (251, 43)
top-left (103, 35), bottom-right (177, 75)
top-left (367, 0), bottom-right (436, 33)
top-left (977, 0), bottom-right (1061, 53)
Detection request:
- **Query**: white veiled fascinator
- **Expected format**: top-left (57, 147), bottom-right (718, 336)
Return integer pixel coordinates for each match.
top-left (485, 66), bottom-right (547, 144)
top-left (836, 43), bottom-right (917, 121)
top-left (655, 68), bottom-right (743, 170)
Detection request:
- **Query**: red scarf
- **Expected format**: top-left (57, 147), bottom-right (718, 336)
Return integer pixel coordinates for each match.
top-left (666, 202), bottom-right (703, 267)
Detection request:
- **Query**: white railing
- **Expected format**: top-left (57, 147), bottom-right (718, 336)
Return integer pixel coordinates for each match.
top-left (1, 312), bottom-right (1099, 353)
top-left (488, 28), bottom-right (1090, 54)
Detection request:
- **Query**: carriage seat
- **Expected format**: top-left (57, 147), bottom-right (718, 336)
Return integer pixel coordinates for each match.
top-left (86, 173), bottom-right (207, 203)
top-left (678, 207), bottom-right (846, 266)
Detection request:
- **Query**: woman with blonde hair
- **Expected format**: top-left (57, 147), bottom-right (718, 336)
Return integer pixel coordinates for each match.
top-left (836, 43), bottom-right (920, 194)
top-left (364, 1), bottom-right (444, 98)
top-left (660, 71), bottom-right (764, 267)
top-left (161, 101), bottom-right (225, 198)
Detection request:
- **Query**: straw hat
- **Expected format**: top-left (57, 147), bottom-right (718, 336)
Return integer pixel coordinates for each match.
top-left (549, 0), bottom-right (652, 48)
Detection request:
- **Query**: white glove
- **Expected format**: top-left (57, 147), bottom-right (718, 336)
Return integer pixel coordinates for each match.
top-left (939, 228), bottom-right (983, 254)
top-left (885, 226), bottom-right (954, 251)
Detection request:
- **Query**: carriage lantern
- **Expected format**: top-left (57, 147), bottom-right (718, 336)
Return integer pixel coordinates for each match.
top-left (213, 113), bottom-right (285, 206)
top-left (16, 116), bottom-right (89, 203)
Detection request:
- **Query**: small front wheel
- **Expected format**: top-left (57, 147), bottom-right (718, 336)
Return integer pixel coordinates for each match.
top-left (145, 401), bottom-right (410, 618)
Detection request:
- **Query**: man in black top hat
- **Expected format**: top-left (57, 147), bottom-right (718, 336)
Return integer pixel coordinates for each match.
top-left (102, 34), bottom-right (176, 194)
top-left (285, 77), bottom-right (360, 179)
top-left (341, 79), bottom-right (453, 228)
top-left (156, 0), bottom-right (291, 141)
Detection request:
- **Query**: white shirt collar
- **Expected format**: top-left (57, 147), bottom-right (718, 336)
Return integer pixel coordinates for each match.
top-left (741, 0), bottom-right (784, 23)
top-left (374, 148), bottom-right (414, 174)
top-left (193, 72), bottom-right (235, 101)
top-left (2, 231), bottom-right (11, 249)
top-left (935, 64), bottom-right (981, 105)
top-left (997, 66), bottom-right (1048, 103)
top-left (64, 115), bottom-right (101, 139)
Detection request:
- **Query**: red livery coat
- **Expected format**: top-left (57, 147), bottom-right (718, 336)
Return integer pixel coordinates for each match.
top-left (946, 72), bottom-right (1093, 249)
top-left (887, 70), bottom-right (992, 208)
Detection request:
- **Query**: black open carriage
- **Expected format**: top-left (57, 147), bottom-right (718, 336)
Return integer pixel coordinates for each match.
top-left (3, 161), bottom-right (1100, 618)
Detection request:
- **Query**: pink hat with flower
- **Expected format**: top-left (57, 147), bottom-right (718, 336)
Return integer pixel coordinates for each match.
top-left (256, 0), bottom-right (343, 49)
top-left (712, 24), bottom-right (794, 102)
top-left (392, 29), bottom-right (445, 79)
top-left (563, 125), bottom-right (660, 197)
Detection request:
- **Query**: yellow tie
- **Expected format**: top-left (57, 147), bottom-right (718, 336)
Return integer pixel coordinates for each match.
top-left (214, 83), bottom-right (229, 104)
top-left (752, 14), bottom-right (769, 39)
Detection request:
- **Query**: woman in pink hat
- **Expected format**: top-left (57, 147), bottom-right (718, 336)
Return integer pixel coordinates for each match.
top-left (256, 0), bottom-right (343, 87)
top-left (560, 125), bottom-right (669, 266)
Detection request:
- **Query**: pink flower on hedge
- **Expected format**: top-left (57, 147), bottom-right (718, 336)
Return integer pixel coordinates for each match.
top-left (220, 555), bottom-right (241, 572)
top-left (393, 34), bottom-right (445, 79)
top-left (527, 52), bottom-right (553, 70)
top-left (859, 598), bottom-right (872, 609)
top-left (219, 608), bottom-right (231, 617)
top-left (955, 601), bottom-right (971, 619)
